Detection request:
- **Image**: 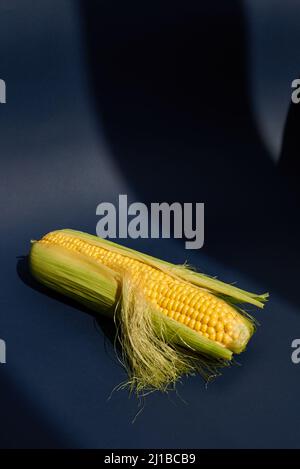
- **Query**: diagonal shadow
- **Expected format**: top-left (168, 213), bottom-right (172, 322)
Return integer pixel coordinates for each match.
top-left (78, 0), bottom-right (300, 307)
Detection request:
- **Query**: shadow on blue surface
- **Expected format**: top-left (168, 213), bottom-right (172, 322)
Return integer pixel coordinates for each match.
top-left (0, 368), bottom-right (64, 449)
top-left (80, 0), bottom-right (300, 308)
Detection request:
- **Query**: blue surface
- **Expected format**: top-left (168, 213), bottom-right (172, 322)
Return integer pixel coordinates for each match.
top-left (1, 0), bottom-right (300, 448)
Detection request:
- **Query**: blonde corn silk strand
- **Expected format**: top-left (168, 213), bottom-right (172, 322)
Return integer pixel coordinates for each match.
top-left (115, 273), bottom-right (229, 395)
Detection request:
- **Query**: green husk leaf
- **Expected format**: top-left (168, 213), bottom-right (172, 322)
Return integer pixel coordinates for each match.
top-left (29, 240), bottom-right (119, 315)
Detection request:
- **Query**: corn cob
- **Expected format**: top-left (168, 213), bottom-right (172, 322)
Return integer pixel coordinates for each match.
top-left (29, 229), bottom-right (268, 393)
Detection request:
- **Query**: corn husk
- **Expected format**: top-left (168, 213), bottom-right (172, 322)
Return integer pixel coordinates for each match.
top-left (29, 229), bottom-right (268, 394)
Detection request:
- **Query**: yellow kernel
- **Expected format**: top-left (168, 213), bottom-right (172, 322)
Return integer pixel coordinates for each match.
top-left (190, 295), bottom-right (199, 307)
top-left (189, 319), bottom-right (196, 329)
top-left (202, 315), bottom-right (210, 325)
top-left (192, 302), bottom-right (201, 313)
top-left (174, 312), bottom-right (180, 321)
top-left (201, 324), bottom-right (207, 333)
top-left (179, 294), bottom-right (188, 303)
top-left (178, 314), bottom-right (185, 324)
top-left (172, 290), bottom-right (180, 300)
top-left (150, 291), bottom-right (158, 301)
top-left (191, 310), bottom-right (198, 320)
top-left (182, 304), bottom-right (190, 315)
top-left (195, 321), bottom-right (201, 332)
top-left (168, 310), bottom-right (175, 319)
top-left (184, 316), bottom-right (191, 326)
top-left (208, 318), bottom-right (217, 328)
top-left (207, 326), bottom-right (215, 336)
top-left (186, 293), bottom-right (195, 305)
top-left (198, 312), bottom-right (204, 322)
top-left (225, 322), bottom-right (233, 333)
top-left (206, 307), bottom-right (215, 317)
top-left (223, 334), bottom-right (231, 346)
top-left (216, 331), bottom-right (223, 342)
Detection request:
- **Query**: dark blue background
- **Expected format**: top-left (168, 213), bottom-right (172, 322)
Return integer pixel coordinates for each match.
top-left (1, 1), bottom-right (300, 448)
